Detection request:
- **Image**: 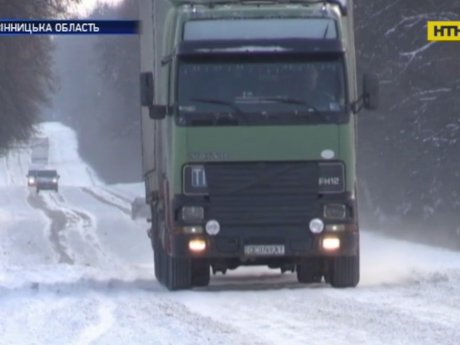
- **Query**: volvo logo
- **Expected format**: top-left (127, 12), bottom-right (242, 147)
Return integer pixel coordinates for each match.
top-left (189, 151), bottom-right (229, 161)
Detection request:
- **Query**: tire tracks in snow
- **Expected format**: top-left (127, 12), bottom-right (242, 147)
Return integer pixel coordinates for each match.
top-left (176, 276), bottom-right (460, 345)
top-left (82, 294), bottom-right (269, 345)
top-left (27, 193), bottom-right (74, 264)
top-left (71, 296), bottom-right (116, 345)
top-left (26, 191), bottom-right (112, 267)
top-left (81, 187), bottom-right (131, 216)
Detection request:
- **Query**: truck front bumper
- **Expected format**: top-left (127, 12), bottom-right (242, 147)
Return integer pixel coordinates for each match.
top-left (168, 225), bottom-right (358, 259)
top-left (168, 192), bottom-right (359, 260)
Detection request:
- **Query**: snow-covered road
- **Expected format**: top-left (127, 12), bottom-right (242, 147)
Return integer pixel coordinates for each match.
top-left (1, 122), bottom-right (460, 345)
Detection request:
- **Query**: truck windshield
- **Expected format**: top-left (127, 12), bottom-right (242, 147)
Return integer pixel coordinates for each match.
top-left (177, 57), bottom-right (347, 126)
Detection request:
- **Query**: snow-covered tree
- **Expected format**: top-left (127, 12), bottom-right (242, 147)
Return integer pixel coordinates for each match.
top-left (355, 0), bottom-right (460, 242)
top-left (0, 0), bottom-right (80, 150)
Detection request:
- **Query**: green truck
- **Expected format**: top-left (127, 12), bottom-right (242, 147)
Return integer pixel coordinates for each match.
top-left (139, 0), bottom-right (378, 290)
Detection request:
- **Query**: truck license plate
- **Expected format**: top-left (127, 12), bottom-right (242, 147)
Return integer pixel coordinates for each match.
top-left (244, 245), bottom-right (285, 256)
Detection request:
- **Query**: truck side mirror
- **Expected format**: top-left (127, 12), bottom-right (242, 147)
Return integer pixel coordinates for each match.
top-left (140, 72), bottom-right (154, 106)
top-left (140, 72), bottom-right (167, 119)
top-left (363, 73), bottom-right (379, 110)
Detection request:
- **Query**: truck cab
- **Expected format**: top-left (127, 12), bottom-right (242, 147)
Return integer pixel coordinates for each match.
top-left (139, 0), bottom-right (378, 290)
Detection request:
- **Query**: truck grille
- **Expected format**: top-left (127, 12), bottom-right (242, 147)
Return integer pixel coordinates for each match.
top-left (208, 195), bottom-right (319, 225)
top-left (205, 162), bottom-right (319, 225)
top-left (205, 162), bottom-right (318, 196)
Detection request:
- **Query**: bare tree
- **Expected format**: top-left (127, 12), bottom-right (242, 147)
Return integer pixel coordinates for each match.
top-left (0, 0), bottom-right (80, 150)
top-left (96, 0), bottom-right (139, 138)
top-left (355, 0), bottom-right (460, 243)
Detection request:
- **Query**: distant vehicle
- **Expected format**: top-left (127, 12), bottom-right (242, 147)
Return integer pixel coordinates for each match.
top-left (27, 170), bottom-right (39, 187)
top-left (27, 169), bottom-right (60, 193)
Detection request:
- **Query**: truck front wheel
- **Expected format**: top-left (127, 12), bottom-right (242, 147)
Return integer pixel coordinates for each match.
top-left (152, 234), bottom-right (161, 282)
top-left (165, 254), bottom-right (192, 291)
top-left (328, 254), bottom-right (359, 288)
top-left (150, 210), bottom-right (161, 282)
top-left (191, 259), bottom-right (210, 287)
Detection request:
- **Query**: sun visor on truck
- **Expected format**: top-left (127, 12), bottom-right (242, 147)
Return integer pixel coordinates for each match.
top-left (176, 17), bottom-right (344, 57)
top-left (183, 18), bottom-right (338, 41)
top-left (177, 38), bottom-right (344, 57)
top-left (170, 1), bottom-right (349, 16)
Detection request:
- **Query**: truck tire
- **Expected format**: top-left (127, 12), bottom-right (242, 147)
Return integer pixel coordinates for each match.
top-left (296, 258), bottom-right (323, 284)
top-left (152, 234), bottom-right (161, 282)
top-left (150, 210), bottom-right (161, 281)
top-left (159, 240), bottom-right (168, 285)
top-left (165, 254), bottom-right (192, 290)
top-left (191, 259), bottom-right (210, 287)
top-left (328, 254), bottom-right (359, 288)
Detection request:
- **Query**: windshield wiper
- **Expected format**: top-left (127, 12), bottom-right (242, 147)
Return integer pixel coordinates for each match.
top-left (254, 96), bottom-right (319, 116)
top-left (189, 98), bottom-right (247, 123)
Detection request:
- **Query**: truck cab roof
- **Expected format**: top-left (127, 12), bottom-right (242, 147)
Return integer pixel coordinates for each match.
top-left (168, 0), bottom-right (348, 15)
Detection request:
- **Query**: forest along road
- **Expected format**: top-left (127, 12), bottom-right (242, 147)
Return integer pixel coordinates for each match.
top-left (0, 185), bottom-right (460, 345)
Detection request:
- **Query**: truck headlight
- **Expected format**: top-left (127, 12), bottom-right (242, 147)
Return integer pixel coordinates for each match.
top-left (28, 177), bottom-right (35, 185)
top-left (205, 219), bottom-right (220, 235)
top-left (181, 206), bottom-right (204, 221)
top-left (183, 165), bottom-right (208, 195)
top-left (322, 237), bottom-right (340, 251)
top-left (309, 218), bottom-right (324, 234)
top-left (323, 204), bottom-right (347, 220)
top-left (182, 226), bottom-right (204, 234)
top-left (325, 224), bottom-right (346, 232)
top-left (189, 238), bottom-right (207, 252)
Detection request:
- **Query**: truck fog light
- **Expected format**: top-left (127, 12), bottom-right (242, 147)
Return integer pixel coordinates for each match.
top-left (322, 237), bottom-right (340, 250)
top-left (183, 226), bottom-right (204, 234)
top-left (323, 204), bottom-right (346, 220)
top-left (309, 218), bottom-right (324, 234)
top-left (189, 238), bottom-right (206, 252)
top-left (181, 206), bottom-right (204, 221)
top-left (325, 224), bottom-right (346, 232)
top-left (205, 219), bottom-right (220, 235)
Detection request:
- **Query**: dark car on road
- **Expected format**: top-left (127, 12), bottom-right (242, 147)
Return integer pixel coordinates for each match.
top-left (27, 169), bottom-right (60, 193)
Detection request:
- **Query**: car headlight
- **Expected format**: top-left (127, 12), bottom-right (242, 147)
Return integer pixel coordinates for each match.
top-left (28, 177), bottom-right (35, 184)
top-left (181, 206), bottom-right (204, 221)
top-left (52, 178), bottom-right (58, 183)
top-left (183, 165), bottom-right (208, 195)
top-left (318, 162), bottom-right (345, 193)
top-left (323, 204), bottom-right (347, 220)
